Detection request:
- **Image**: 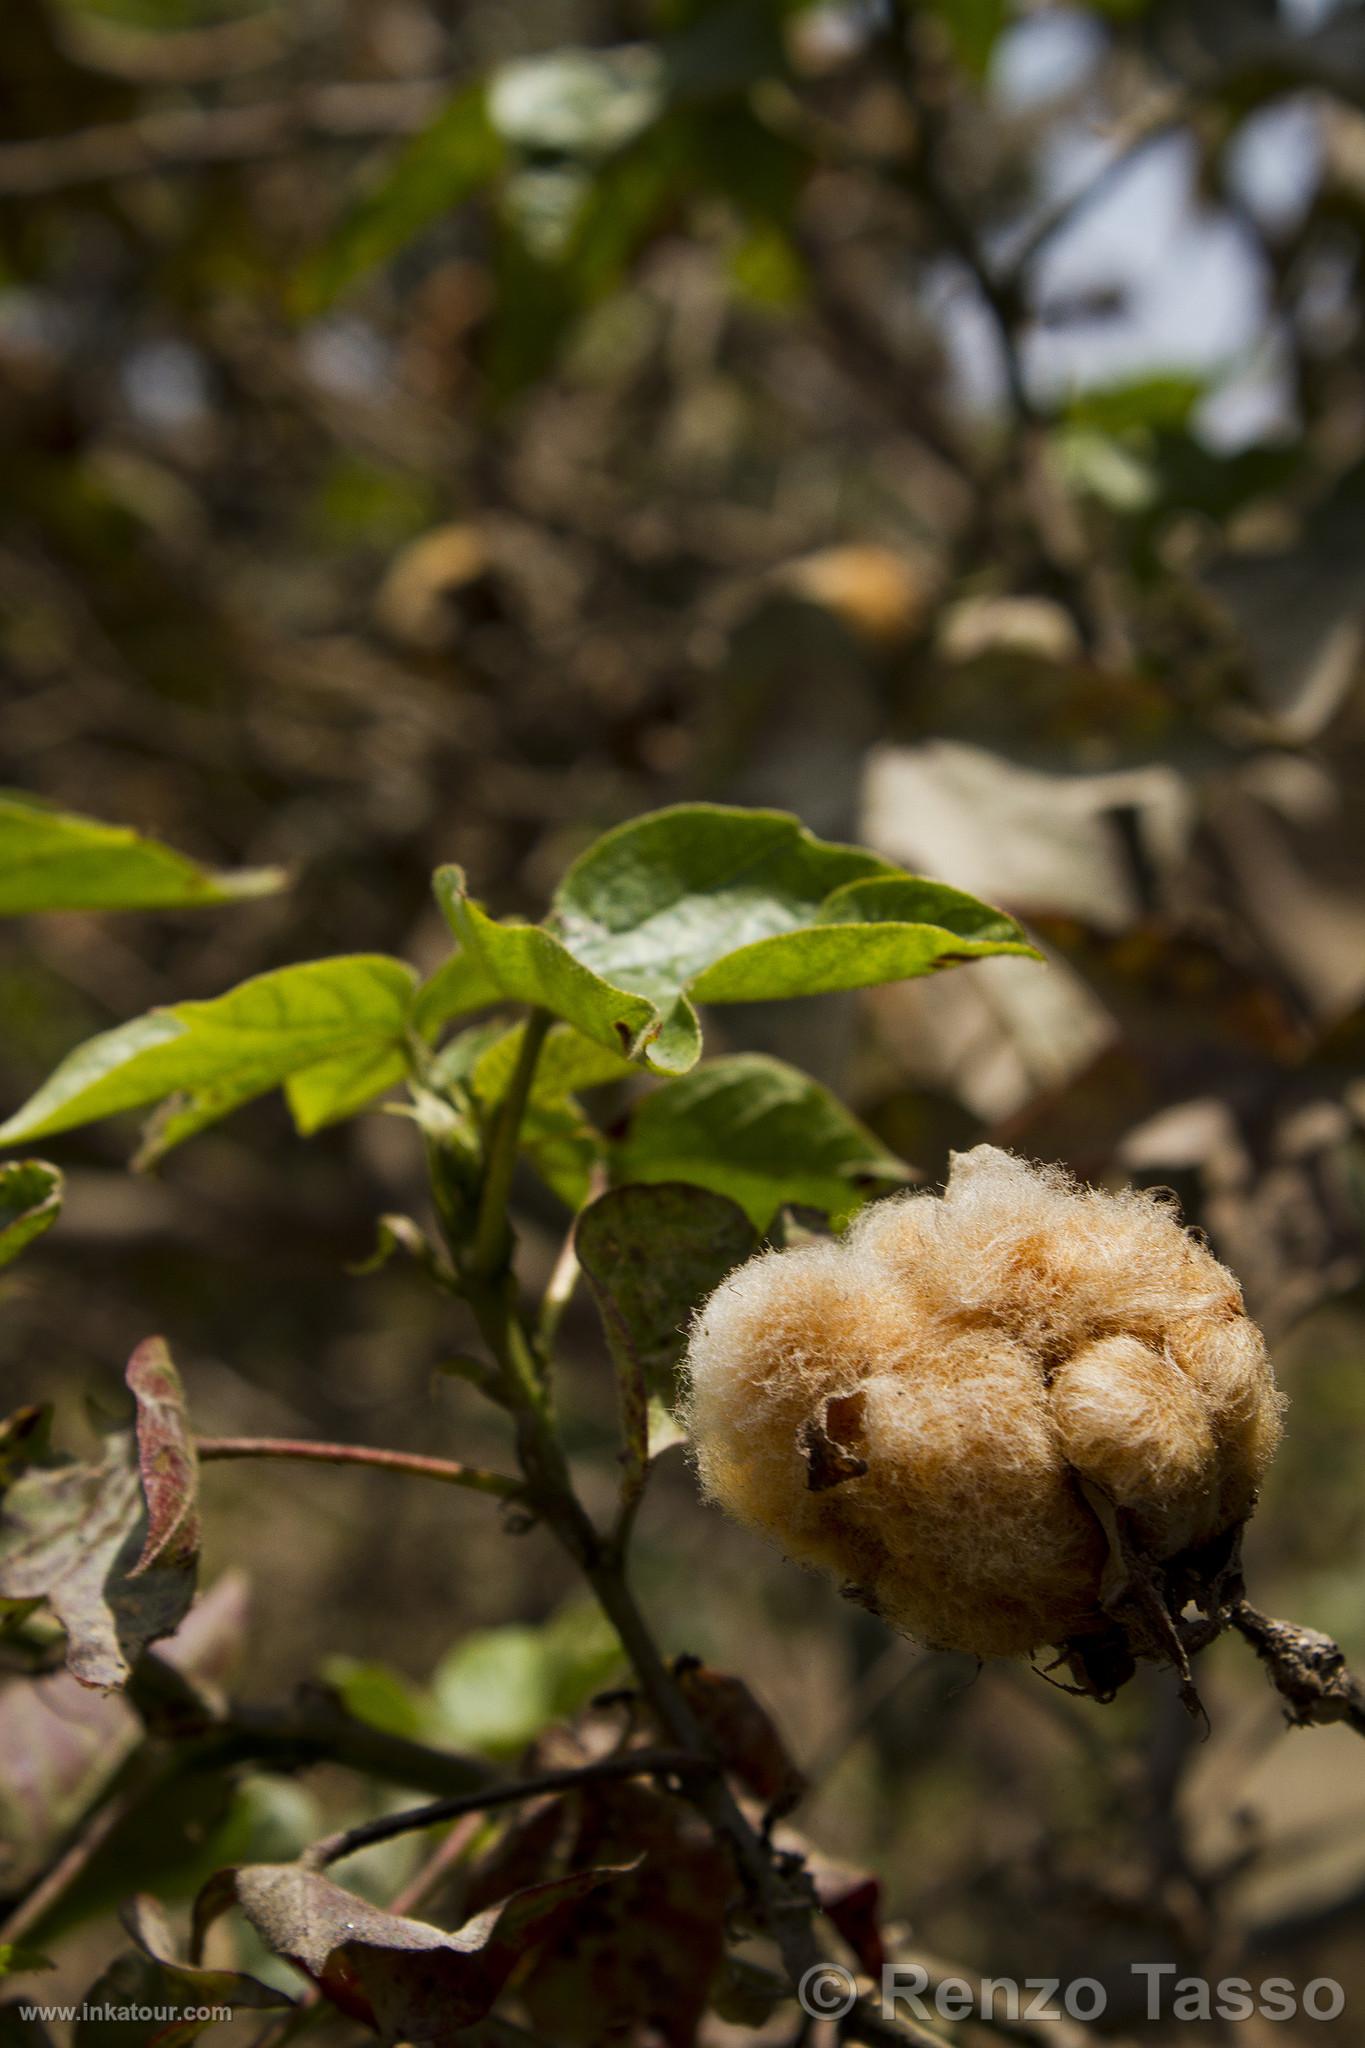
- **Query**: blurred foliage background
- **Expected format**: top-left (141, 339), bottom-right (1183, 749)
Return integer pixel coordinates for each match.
top-left (3, 0), bottom-right (1365, 2039)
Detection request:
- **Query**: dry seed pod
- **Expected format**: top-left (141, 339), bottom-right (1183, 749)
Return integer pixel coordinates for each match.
top-left (683, 1147), bottom-right (1283, 1663)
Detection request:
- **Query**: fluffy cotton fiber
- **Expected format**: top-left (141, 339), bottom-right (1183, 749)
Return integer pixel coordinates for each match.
top-left (683, 1147), bottom-right (1283, 1659)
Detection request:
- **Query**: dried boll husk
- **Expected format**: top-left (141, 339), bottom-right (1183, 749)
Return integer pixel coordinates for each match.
top-left (683, 1147), bottom-right (1283, 1663)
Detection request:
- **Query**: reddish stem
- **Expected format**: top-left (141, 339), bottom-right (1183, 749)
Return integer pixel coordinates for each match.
top-left (195, 1435), bottom-right (522, 1499)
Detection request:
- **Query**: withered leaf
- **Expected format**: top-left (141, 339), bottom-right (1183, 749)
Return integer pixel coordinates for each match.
top-left (0, 1343), bottom-right (199, 1690)
top-left (197, 1858), bottom-right (630, 2046)
top-left (117, 1893), bottom-right (293, 2033)
top-left (466, 1779), bottom-right (733, 2048)
top-left (125, 1339), bottom-right (200, 1576)
top-left (674, 1663), bottom-right (806, 1814)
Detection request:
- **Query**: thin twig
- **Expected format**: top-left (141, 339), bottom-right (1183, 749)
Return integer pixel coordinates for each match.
top-left (307, 1747), bottom-right (712, 1868)
top-left (196, 1435), bottom-right (522, 1499)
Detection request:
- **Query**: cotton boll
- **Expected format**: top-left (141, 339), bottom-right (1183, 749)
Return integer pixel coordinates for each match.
top-left (853, 1347), bottom-right (1104, 1655)
top-left (1051, 1336), bottom-right (1217, 1554)
top-left (683, 1146), bottom-right (1284, 1668)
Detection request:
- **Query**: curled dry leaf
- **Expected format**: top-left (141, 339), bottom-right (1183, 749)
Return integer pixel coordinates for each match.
top-left (194, 1858), bottom-right (632, 2046)
top-left (125, 1339), bottom-right (200, 1577)
top-left (115, 1893), bottom-right (293, 2037)
top-left (0, 1342), bottom-right (199, 1690)
top-left (673, 1661), bottom-right (806, 1816)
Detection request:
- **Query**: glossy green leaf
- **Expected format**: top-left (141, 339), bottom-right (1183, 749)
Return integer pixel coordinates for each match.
top-left (0, 1161), bottom-right (62, 1269)
top-left (437, 804), bottom-right (1036, 1075)
top-left (0, 792), bottom-right (283, 916)
top-left (301, 85), bottom-right (503, 310)
top-left (613, 1053), bottom-right (909, 1228)
top-left (0, 957), bottom-right (418, 1154)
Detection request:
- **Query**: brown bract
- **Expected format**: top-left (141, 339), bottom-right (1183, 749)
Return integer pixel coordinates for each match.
top-left (683, 1147), bottom-right (1283, 1661)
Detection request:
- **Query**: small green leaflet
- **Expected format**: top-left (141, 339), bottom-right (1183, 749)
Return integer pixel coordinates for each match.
top-left (0, 792), bottom-right (283, 915)
top-left (437, 803), bottom-right (1037, 1076)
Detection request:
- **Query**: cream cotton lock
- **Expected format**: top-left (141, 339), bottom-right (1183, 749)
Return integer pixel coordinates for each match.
top-left (684, 1147), bottom-right (1283, 1676)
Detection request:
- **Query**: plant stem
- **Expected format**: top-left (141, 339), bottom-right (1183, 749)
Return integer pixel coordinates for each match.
top-left (308, 1748), bottom-right (710, 1868)
top-left (468, 1007), bottom-right (552, 1284)
top-left (431, 1009), bottom-right (937, 2048)
top-left (195, 1436), bottom-right (522, 1499)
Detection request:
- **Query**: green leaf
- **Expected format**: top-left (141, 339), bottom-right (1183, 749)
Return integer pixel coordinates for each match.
top-left (437, 804), bottom-right (1037, 1075)
top-left (432, 1604), bottom-right (624, 1757)
top-left (0, 1161), bottom-right (62, 1270)
top-left (411, 949), bottom-right (503, 1039)
top-left (0, 957), bottom-right (419, 1154)
top-left (576, 1183), bottom-right (756, 1401)
top-left (613, 1053), bottom-right (909, 1229)
top-left (468, 1021), bottom-right (633, 1209)
top-left (283, 1044), bottom-right (409, 1137)
top-left (300, 85), bottom-right (503, 311)
top-left (0, 793), bottom-right (284, 916)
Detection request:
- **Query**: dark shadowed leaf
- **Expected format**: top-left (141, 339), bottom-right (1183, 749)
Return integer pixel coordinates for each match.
top-left (435, 805), bottom-right (1036, 1076)
top-left (576, 1183), bottom-right (755, 1403)
top-left (614, 1053), bottom-right (909, 1228)
top-left (0, 1162), bottom-right (62, 1270)
top-left (73, 1934), bottom-right (282, 2048)
top-left (198, 1859), bottom-right (629, 2044)
top-left (0, 1345), bottom-right (199, 1690)
top-left (674, 1663), bottom-right (805, 1814)
top-left (465, 1771), bottom-right (731, 2048)
top-left (0, 1406), bottom-right (52, 1493)
top-left (811, 1859), bottom-right (887, 1979)
top-left (0, 793), bottom-right (284, 915)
